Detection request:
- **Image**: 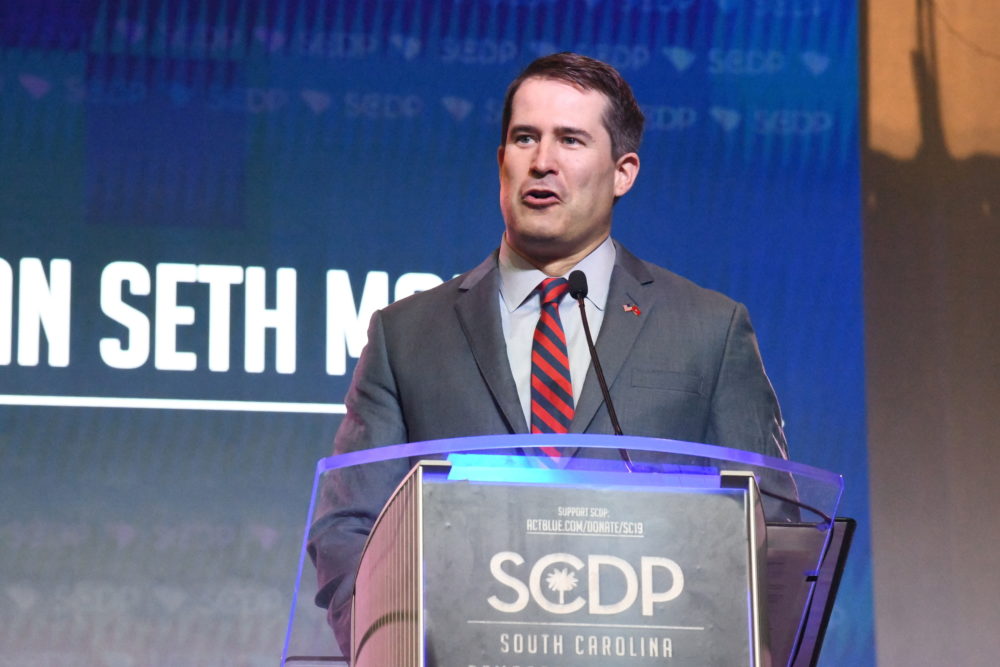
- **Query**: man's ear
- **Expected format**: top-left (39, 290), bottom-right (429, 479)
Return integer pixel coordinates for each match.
top-left (613, 152), bottom-right (640, 198)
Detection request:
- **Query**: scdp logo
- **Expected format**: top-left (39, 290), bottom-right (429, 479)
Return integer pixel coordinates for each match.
top-left (487, 551), bottom-right (684, 616)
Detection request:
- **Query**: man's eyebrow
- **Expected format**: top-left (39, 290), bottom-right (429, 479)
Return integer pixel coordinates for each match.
top-left (507, 124), bottom-right (595, 140)
top-left (508, 124), bottom-right (538, 137)
top-left (554, 126), bottom-right (594, 140)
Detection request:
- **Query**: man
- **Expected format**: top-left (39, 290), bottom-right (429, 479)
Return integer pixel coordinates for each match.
top-left (308, 52), bottom-right (788, 654)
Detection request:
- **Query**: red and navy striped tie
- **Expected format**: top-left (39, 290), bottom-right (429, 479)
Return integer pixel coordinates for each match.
top-left (530, 277), bottom-right (574, 457)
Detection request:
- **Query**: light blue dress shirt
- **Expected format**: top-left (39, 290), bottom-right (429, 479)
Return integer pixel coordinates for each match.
top-left (498, 235), bottom-right (616, 427)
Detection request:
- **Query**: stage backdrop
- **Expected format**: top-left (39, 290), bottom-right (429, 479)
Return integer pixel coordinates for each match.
top-left (0, 1), bottom-right (871, 665)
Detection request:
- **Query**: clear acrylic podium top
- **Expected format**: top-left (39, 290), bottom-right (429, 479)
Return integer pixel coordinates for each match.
top-left (281, 433), bottom-right (844, 666)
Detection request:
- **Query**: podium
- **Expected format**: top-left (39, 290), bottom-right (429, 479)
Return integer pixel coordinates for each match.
top-left (282, 434), bottom-right (851, 667)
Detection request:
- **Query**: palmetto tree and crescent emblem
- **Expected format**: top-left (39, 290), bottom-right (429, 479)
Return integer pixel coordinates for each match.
top-left (544, 567), bottom-right (579, 605)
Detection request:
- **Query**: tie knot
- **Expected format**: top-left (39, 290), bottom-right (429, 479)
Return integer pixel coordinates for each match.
top-left (538, 277), bottom-right (569, 306)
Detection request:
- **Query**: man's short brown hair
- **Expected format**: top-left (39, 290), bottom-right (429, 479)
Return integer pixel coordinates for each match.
top-left (500, 52), bottom-right (645, 159)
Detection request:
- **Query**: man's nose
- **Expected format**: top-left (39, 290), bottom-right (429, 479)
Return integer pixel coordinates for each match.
top-left (529, 138), bottom-right (557, 175)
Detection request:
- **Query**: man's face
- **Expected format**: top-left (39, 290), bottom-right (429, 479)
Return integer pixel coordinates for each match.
top-left (498, 77), bottom-right (639, 271)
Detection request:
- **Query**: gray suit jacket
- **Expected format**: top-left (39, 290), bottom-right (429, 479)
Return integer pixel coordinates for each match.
top-left (308, 242), bottom-right (787, 652)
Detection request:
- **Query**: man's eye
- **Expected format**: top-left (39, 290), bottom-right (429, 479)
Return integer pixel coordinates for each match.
top-left (514, 135), bottom-right (534, 144)
top-left (562, 136), bottom-right (581, 145)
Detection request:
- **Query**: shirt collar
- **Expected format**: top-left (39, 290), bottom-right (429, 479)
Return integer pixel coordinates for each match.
top-left (498, 235), bottom-right (616, 312)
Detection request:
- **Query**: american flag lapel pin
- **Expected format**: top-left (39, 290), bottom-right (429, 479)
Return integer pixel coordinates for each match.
top-left (623, 303), bottom-right (641, 316)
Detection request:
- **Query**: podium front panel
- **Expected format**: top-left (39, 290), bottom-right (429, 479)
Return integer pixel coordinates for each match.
top-left (352, 459), bottom-right (768, 666)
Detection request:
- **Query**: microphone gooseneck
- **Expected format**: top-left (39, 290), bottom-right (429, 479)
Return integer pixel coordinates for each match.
top-left (567, 270), bottom-right (633, 470)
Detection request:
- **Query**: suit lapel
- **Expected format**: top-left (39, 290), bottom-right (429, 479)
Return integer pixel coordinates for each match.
top-left (571, 244), bottom-right (656, 433)
top-left (454, 253), bottom-right (529, 434)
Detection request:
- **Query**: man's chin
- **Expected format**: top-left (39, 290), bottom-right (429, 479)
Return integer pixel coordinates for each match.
top-left (506, 232), bottom-right (576, 265)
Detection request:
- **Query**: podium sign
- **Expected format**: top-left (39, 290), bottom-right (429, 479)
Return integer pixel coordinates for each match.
top-left (352, 458), bottom-right (770, 666)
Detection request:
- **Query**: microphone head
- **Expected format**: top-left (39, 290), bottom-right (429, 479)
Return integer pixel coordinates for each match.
top-left (568, 270), bottom-right (589, 300)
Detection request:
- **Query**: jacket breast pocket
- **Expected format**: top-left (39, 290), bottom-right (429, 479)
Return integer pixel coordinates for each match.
top-left (630, 369), bottom-right (705, 397)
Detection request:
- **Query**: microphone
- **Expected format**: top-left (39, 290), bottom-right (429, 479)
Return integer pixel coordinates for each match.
top-left (568, 270), bottom-right (588, 300)
top-left (568, 270), bottom-right (634, 470)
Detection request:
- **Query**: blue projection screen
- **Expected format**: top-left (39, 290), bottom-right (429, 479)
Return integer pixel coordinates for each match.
top-left (0, 1), bottom-right (871, 665)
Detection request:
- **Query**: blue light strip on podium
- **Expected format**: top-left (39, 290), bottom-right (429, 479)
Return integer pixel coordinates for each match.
top-left (445, 453), bottom-right (723, 489)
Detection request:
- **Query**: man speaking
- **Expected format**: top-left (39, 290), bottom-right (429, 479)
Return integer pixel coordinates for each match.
top-left (308, 52), bottom-right (788, 654)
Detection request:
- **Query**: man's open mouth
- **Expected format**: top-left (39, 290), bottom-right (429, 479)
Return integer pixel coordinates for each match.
top-left (522, 188), bottom-right (560, 206)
